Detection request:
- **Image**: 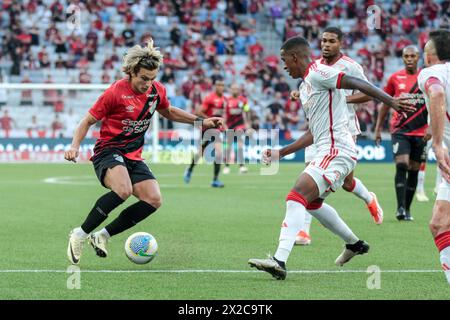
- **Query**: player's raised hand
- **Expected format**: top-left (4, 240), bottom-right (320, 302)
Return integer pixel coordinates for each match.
top-left (434, 145), bottom-right (450, 183)
top-left (64, 147), bottom-right (79, 163)
top-left (262, 149), bottom-right (280, 165)
top-left (203, 117), bottom-right (224, 129)
top-left (290, 90), bottom-right (300, 101)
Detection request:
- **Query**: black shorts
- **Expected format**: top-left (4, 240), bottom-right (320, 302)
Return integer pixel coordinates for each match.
top-left (92, 151), bottom-right (156, 188)
top-left (391, 134), bottom-right (427, 163)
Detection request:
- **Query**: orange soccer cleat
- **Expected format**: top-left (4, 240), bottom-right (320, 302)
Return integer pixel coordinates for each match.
top-left (367, 192), bottom-right (383, 225)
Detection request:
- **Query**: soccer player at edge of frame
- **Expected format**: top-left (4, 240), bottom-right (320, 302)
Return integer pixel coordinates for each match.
top-left (64, 39), bottom-right (223, 265)
top-left (417, 29), bottom-right (450, 285)
top-left (248, 36), bottom-right (414, 280)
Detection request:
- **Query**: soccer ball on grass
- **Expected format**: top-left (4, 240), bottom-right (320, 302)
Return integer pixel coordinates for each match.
top-left (124, 232), bottom-right (158, 264)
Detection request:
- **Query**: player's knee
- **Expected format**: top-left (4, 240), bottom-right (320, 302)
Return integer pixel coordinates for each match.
top-left (429, 205), bottom-right (450, 236)
top-left (342, 178), bottom-right (355, 192)
top-left (140, 195), bottom-right (162, 209)
top-left (113, 185), bottom-right (133, 200)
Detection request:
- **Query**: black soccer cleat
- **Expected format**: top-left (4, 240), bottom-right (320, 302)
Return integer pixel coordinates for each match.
top-left (396, 207), bottom-right (406, 221)
top-left (335, 240), bottom-right (370, 266)
top-left (404, 211), bottom-right (414, 221)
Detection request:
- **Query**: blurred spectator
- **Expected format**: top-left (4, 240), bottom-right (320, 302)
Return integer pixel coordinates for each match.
top-left (43, 75), bottom-right (57, 107)
top-left (170, 88), bottom-right (189, 111)
top-left (0, 73), bottom-right (7, 107)
top-left (51, 113), bottom-right (64, 138)
top-left (20, 74), bottom-right (33, 106)
top-left (0, 109), bottom-right (14, 138)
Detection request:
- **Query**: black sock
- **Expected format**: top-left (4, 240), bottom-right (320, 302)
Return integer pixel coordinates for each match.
top-left (395, 163), bottom-right (408, 210)
top-left (81, 191), bottom-right (125, 234)
top-left (105, 201), bottom-right (157, 237)
top-left (188, 154), bottom-right (196, 172)
top-left (214, 161), bottom-right (220, 180)
top-left (405, 169), bottom-right (419, 211)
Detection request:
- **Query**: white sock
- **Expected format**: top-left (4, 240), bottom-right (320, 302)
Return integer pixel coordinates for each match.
top-left (440, 247), bottom-right (450, 284)
top-left (417, 169), bottom-right (426, 192)
top-left (98, 228), bottom-right (111, 239)
top-left (350, 178), bottom-right (373, 204)
top-left (303, 212), bottom-right (313, 234)
top-left (308, 203), bottom-right (359, 244)
top-left (274, 200), bottom-right (306, 263)
top-left (74, 227), bottom-right (88, 238)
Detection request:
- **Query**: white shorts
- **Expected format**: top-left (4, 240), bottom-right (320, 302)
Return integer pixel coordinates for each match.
top-left (436, 179), bottom-right (450, 202)
top-left (305, 144), bottom-right (318, 163)
top-left (304, 149), bottom-right (357, 198)
top-left (305, 137), bottom-right (357, 164)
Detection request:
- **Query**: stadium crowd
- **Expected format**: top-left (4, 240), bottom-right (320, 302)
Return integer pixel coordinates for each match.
top-left (0, 0), bottom-right (449, 138)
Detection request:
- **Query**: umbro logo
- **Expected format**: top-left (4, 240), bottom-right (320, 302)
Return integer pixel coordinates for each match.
top-left (113, 154), bottom-right (124, 163)
top-left (126, 105), bottom-right (135, 112)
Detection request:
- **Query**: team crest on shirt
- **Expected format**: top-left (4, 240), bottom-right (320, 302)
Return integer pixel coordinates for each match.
top-left (126, 105), bottom-right (135, 113)
top-left (399, 83), bottom-right (406, 90)
top-left (113, 154), bottom-right (124, 163)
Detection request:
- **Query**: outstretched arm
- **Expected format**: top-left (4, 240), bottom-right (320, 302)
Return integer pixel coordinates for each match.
top-left (64, 113), bottom-right (98, 162)
top-left (262, 130), bottom-right (313, 164)
top-left (340, 75), bottom-right (413, 113)
top-left (158, 106), bottom-right (223, 129)
top-left (346, 92), bottom-right (372, 104)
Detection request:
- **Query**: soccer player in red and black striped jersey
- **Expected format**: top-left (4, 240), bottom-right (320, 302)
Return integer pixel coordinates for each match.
top-left (64, 41), bottom-right (222, 265)
top-left (223, 83), bottom-right (250, 174)
top-left (184, 78), bottom-right (227, 187)
top-left (375, 45), bottom-right (429, 222)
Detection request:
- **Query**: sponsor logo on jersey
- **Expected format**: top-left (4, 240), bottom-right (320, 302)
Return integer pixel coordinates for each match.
top-left (146, 93), bottom-right (157, 98)
top-left (122, 95), bottom-right (135, 99)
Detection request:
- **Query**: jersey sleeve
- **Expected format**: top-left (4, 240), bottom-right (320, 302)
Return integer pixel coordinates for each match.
top-left (418, 68), bottom-right (445, 96)
top-left (89, 88), bottom-right (114, 120)
top-left (383, 75), bottom-right (395, 96)
top-left (350, 62), bottom-right (368, 81)
top-left (309, 64), bottom-right (345, 90)
top-left (156, 83), bottom-right (170, 110)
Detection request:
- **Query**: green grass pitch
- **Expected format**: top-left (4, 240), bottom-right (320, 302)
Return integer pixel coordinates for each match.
top-left (0, 162), bottom-right (449, 299)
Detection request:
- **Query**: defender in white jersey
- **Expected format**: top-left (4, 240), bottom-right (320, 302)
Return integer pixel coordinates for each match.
top-left (296, 28), bottom-right (383, 246)
top-left (248, 36), bottom-right (412, 280)
top-left (417, 29), bottom-right (450, 284)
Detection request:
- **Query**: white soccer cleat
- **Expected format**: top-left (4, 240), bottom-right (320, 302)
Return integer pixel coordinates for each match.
top-left (295, 230), bottom-right (311, 245)
top-left (335, 240), bottom-right (370, 267)
top-left (67, 229), bottom-right (86, 265)
top-left (248, 257), bottom-right (286, 280)
top-left (222, 166), bottom-right (231, 174)
top-left (415, 191), bottom-right (429, 202)
top-left (88, 232), bottom-right (108, 258)
top-left (239, 166), bottom-right (248, 174)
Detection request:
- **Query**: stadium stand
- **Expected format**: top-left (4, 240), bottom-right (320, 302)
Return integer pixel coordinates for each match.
top-left (0, 0), bottom-right (449, 138)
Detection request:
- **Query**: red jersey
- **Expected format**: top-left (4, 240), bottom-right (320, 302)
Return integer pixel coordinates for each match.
top-left (201, 92), bottom-right (226, 117)
top-left (383, 69), bottom-right (428, 136)
top-left (226, 95), bottom-right (248, 129)
top-left (89, 78), bottom-right (170, 161)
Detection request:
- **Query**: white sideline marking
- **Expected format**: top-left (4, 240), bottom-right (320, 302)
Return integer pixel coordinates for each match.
top-left (0, 269), bottom-right (441, 274)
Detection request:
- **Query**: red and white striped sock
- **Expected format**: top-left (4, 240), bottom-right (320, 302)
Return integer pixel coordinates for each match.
top-left (434, 231), bottom-right (450, 284)
top-left (274, 190), bottom-right (307, 263)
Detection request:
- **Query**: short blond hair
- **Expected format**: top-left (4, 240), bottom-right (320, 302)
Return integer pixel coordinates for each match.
top-left (122, 39), bottom-right (164, 75)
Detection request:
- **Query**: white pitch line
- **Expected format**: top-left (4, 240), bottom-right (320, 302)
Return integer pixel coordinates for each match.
top-left (0, 269), bottom-right (442, 274)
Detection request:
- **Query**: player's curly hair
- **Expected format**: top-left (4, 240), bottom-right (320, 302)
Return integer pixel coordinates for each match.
top-left (122, 39), bottom-right (164, 75)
